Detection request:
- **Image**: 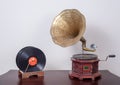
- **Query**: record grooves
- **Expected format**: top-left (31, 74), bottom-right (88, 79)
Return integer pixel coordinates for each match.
top-left (16, 46), bottom-right (46, 72)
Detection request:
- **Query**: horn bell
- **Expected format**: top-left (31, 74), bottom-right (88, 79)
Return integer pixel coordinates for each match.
top-left (50, 9), bottom-right (86, 47)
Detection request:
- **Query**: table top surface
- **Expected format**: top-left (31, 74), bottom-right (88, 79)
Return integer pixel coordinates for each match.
top-left (0, 70), bottom-right (120, 85)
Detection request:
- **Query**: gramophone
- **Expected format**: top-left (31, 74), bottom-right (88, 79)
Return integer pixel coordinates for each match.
top-left (50, 9), bottom-right (115, 80)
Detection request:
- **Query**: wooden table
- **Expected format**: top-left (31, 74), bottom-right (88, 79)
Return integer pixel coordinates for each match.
top-left (0, 70), bottom-right (120, 85)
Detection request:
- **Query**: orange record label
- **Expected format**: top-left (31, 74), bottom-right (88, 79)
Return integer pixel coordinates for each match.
top-left (29, 57), bottom-right (38, 66)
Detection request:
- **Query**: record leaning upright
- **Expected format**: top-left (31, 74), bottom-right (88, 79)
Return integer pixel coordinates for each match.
top-left (16, 46), bottom-right (46, 72)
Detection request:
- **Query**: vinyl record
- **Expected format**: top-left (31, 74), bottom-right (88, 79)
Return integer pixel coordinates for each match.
top-left (16, 46), bottom-right (46, 72)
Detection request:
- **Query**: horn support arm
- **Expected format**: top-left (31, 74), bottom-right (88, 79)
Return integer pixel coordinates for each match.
top-left (80, 37), bottom-right (96, 52)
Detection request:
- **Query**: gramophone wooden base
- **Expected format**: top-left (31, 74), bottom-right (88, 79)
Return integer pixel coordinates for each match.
top-left (69, 71), bottom-right (101, 80)
top-left (18, 70), bottom-right (44, 79)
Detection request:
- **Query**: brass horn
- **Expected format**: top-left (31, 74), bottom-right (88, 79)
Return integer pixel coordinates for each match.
top-left (50, 9), bottom-right (95, 52)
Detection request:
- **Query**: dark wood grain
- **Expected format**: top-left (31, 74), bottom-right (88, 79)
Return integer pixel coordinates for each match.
top-left (0, 70), bottom-right (120, 85)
